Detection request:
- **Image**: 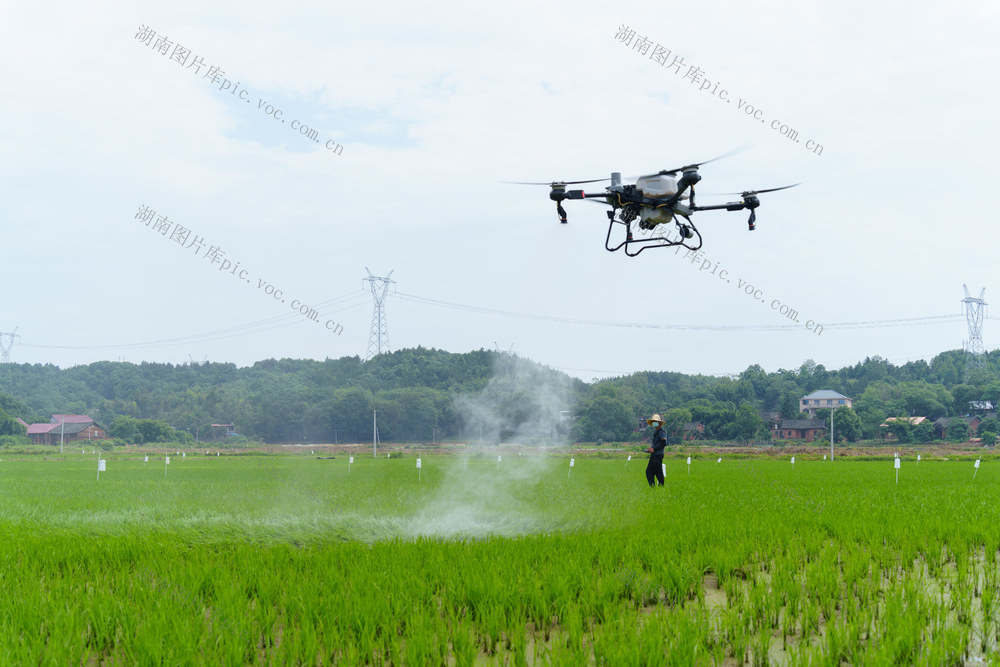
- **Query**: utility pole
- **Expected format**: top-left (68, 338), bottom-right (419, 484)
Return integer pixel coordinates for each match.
top-left (830, 407), bottom-right (835, 462)
top-left (363, 268), bottom-right (395, 361)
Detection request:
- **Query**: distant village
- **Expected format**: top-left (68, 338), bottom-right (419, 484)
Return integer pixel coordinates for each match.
top-left (679, 390), bottom-right (993, 444)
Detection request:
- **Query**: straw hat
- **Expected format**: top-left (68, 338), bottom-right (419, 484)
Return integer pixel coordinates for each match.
top-left (646, 414), bottom-right (663, 426)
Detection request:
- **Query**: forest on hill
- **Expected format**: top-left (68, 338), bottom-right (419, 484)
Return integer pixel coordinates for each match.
top-left (0, 347), bottom-right (998, 445)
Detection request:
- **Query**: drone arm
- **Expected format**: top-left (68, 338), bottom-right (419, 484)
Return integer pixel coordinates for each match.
top-left (691, 198), bottom-right (760, 231)
top-left (690, 202), bottom-right (747, 212)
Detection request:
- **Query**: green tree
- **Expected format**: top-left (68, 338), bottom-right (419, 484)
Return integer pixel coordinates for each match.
top-left (886, 419), bottom-right (914, 444)
top-left (913, 420), bottom-right (935, 443)
top-left (0, 408), bottom-right (25, 436)
top-left (137, 419), bottom-right (176, 443)
top-left (831, 407), bottom-right (861, 443)
top-left (662, 408), bottom-right (692, 445)
top-left (947, 419), bottom-right (969, 441)
top-left (110, 416), bottom-right (142, 443)
top-left (977, 417), bottom-right (1000, 438)
top-left (733, 403), bottom-right (765, 441)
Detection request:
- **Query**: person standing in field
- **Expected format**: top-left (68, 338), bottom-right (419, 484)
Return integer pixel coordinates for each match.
top-left (645, 414), bottom-right (667, 486)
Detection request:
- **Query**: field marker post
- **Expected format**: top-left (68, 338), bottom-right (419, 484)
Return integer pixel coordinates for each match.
top-left (165, 455), bottom-right (170, 478)
top-left (625, 454), bottom-right (631, 467)
top-left (894, 456), bottom-right (900, 485)
top-left (97, 458), bottom-right (105, 481)
top-left (416, 457), bottom-right (421, 483)
top-left (568, 457), bottom-right (574, 478)
top-left (974, 458), bottom-right (981, 480)
top-left (687, 456), bottom-right (691, 474)
top-left (497, 455), bottom-right (501, 472)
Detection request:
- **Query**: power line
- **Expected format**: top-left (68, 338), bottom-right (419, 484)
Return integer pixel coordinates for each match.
top-left (18, 291), bottom-right (369, 352)
top-left (395, 292), bottom-right (965, 332)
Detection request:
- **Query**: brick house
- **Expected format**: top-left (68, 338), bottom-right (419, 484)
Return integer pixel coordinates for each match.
top-left (774, 419), bottom-right (826, 441)
top-left (27, 415), bottom-right (108, 445)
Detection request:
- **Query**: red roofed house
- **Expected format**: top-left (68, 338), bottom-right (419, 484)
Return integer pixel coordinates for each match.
top-left (28, 415), bottom-right (108, 445)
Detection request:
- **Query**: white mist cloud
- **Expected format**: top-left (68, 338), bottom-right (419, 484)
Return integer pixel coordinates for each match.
top-left (406, 354), bottom-right (575, 537)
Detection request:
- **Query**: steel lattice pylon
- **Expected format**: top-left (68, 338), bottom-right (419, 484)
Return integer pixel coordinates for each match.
top-left (962, 284), bottom-right (987, 382)
top-left (0, 327), bottom-right (19, 364)
top-left (363, 268), bottom-right (395, 361)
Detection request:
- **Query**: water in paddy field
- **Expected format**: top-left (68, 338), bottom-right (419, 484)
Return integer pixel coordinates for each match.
top-left (406, 354), bottom-right (574, 538)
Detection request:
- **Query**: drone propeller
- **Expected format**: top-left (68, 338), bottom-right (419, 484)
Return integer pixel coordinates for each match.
top-left (504, 178), bottom-right (610, 186)
top-left (657, 145), bottom-right (751, 176)
top-left (719, 183), bottom-right (800, 197)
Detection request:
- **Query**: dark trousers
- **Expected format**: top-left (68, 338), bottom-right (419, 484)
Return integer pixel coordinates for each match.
top-left (646, 456), bottom-right (664, 486)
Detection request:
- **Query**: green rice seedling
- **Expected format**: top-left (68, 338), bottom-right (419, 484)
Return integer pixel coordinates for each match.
top-left (780, 605), bottom-right (796, 651)
top-left (800, 599), bottom-right (820, 642)
top-left (749, 627), bottom-right (771, 667)
top-left (724, 605), bottom-right (749, 663)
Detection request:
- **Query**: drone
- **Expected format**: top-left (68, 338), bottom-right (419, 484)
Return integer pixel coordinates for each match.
top-left (510, 153), bottom-right (797, 256)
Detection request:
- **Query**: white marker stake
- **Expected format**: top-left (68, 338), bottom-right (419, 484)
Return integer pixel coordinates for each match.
top-left (974, 458), bottom-right (981, 480)
top-left (97, 458), bottom-right (105, 480)
top-left (416, 457), bottom-right (422, 483)
top-left (625, 454), bottom-right (631, 467)
top-left (568, 458), bottom-right (575, 478)
top-left (497, 455), bottom-right (502, 472)
top-left (164, 455), bottom-right (170, 477)
top-left (823, 454), bottom-right (827, 460)
top-left (176, 451), bottom-right (179, 456)
top-left (791, 456), bottom-right (795, 467)
top-left (717, 457), bottom-right (722, 464)
top-left (894, 457), bottom-right (900, 485)
top-left (349, 455), bottom-right (354, 473)
top-left (182, 452), bottom-right (186, 458)
top-left (917, 454), bottom-right (921, 463)
top-left (687, 456), bottom-right (691, 474)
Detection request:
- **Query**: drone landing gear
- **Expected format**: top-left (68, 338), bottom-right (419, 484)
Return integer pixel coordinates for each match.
top-left (604, 211), bottom-right (702, 257)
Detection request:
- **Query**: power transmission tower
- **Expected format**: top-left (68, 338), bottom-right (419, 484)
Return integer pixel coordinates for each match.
top-left (962, 284), bottom-right (987, 382)
top-left (0, 327), bottom-right (19, 363)
top-left (363, 268), bottom-right (395, 361)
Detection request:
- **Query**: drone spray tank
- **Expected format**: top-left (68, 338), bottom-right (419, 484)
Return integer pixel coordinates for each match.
top-left (635, 173), bottom-right (678, 227)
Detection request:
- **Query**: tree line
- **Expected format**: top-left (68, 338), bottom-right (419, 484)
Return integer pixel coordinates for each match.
top-left (0, 347), bottom-right (997, 445)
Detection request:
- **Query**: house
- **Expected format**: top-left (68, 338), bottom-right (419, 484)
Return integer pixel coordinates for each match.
top-left (27, 415), bottom-right (108, 445)
top-left (933, 415), bottom-right (987, 440)
top-left (774, 419), bottom-right (826, 441)
top-left (799, 390), bottom-right (852, 416)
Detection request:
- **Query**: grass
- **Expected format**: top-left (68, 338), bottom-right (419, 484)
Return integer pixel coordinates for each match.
top-left (2, 450), bottom-right (1000, 663)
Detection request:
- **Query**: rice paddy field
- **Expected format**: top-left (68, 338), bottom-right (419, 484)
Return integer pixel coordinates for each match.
top-left (4, 448), bottom-right (1000, 664)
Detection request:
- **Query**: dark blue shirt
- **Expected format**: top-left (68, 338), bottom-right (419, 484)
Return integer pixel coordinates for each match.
top-left (650, 426), bottom-right (666, 457)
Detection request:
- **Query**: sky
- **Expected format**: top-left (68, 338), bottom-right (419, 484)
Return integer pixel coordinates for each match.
top-left (2, 0), bottom-right (998, 382)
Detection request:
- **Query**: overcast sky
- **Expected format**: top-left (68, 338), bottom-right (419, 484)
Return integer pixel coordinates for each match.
top-left (2, 1), bottom-right (997, 381)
